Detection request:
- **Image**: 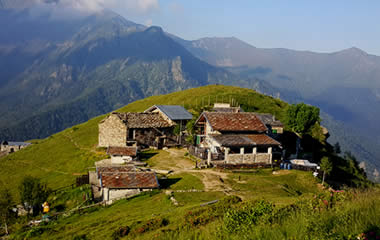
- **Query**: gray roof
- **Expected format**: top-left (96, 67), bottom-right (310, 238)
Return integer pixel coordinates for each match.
top-left (210, 134), bottom-right (281, 147)
top-left (255, 113), bottom-right (284, 127)
top-left (145, 105), bottom-right (193, 121)
top-left (1, 141), bottom-right (31, 146)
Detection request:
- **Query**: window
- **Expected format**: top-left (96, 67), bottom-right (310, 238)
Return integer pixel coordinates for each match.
top-left (257, 147), bottom-right (267, 153)
top-left (128, 129), bottom-right (135, 140)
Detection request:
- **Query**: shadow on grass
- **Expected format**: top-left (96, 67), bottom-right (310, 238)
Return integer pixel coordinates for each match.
top-left (159, 178), bottom-right (181, 189)
top-left (140, 151), bottom-right (158, 162)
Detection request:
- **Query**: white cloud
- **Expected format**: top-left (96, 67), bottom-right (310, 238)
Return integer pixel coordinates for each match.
top-left (30, 0), bottom-right (159, 17)
top-left (145, 19), bottom-right (153, 26)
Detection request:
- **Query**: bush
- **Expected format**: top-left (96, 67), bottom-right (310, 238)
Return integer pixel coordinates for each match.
top-left (224, 200), bottom-right (274, 233)
top-left (184, 196), bottom-right (242, 228)
top-left (112, 217), bottom-right (169, 239)
top-left (19, 176), bottom-right (50, 216)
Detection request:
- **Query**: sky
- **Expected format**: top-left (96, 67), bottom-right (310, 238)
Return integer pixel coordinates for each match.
top-left (16, 0), bottom-right (380, 55)
top-left (105, 0), bottom-right (380, 55)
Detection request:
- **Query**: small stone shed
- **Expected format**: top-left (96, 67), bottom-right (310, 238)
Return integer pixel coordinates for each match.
top-left (212, 103), bottom-right (243, 113)
top-left (100, 171), bottom-right (159, 202)
top-left (98, 112), bottom-right (175, 149)
top-left (107, 146), bottom-right (138, 164)
top-left (0, 141), bottom-right (31, 154)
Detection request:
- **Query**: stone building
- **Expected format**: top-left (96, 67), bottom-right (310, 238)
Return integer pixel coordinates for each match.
top-left (107, 146), bottom-right (138, 164)
top-left (98, 112), bottom-right (175, 149)
top-left (0, 141), bottom-right (31, 155)
top-left (91, 165), bottom-right (159, 203)
top-left (194, 112), bottom-right (281, 165)
top-left (212, 103), bottom-right (243, 113)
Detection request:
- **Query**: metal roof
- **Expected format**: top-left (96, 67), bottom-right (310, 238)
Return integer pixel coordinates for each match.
top-left (210, 134), bottom-right (281, 147)
top-left (145, 105), bottom-right (193, 121)
top-left (255, 113), bottom-right (284, 127)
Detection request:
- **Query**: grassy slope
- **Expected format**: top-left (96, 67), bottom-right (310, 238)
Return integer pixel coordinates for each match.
top-left (3, 85), bottom-right (379, 239)
top-left (12, 160), bottom-right (322, 239)
top-left (0, 85), bottom-right (287, 197)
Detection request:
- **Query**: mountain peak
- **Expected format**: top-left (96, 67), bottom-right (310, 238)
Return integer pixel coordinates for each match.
top-left (338, 47), bottom-right (368, 56)
top-left (145, 26), bottom-right (164, 34)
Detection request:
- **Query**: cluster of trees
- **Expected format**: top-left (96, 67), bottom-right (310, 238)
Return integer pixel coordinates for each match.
top-left (0, 176), bottom-right (50, 236)
top-left (285, 103), bottom-right (370, 187)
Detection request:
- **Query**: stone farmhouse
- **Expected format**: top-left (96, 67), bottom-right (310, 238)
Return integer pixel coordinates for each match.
top-left (98, 105), bottom-right (193, 149)
top-left (0, 141), bottom-right (31, 156)
top-left (194, 112), bottom-right (281, 166)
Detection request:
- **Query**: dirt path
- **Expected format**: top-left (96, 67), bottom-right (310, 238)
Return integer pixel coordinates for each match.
top-left (160, 149), bottom-right (234, 193)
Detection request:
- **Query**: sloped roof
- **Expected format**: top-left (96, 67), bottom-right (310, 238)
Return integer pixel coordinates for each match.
top-left (107, 147), bottom-right (137, 157)
top-left (255, 113), bottom-right (284, 127)
top-left (115, 112), bottom-right (173, 128)
top-left (1, 141), bottom-right (31, 146)
top-left (96, 165), bottom-right (136, 178)
top-left (145, 105), bottom-right (193, 120)
top-left (200, 112), bottom-right (267, 132)
top-left (210, 134), bottom-right (280, 147)
top-left (100, 172), bottom-right (159, 189)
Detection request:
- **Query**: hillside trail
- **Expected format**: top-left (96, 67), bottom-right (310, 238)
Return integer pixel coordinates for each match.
top-left (162, 148), bottom-right (234, 194)
top-left (62, 132), bottom-right (99, 154)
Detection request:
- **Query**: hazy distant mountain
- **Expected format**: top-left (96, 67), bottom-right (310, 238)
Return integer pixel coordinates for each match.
top-left (0, 8), bottom-right (278, 141)
top-left (172, 36), bottom-right (380, 179)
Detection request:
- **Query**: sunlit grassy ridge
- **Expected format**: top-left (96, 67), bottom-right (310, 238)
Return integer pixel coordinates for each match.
top-left (0, 85), bottom-right (288, 197)
top-left (2, 85), bottom-right (379, 239)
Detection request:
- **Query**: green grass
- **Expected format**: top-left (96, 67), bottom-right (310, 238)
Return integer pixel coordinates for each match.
top-left (1, 85), bottom-right (289, 199)
top-left (166, 173), bottom-right (205, 191)
top-left (7, 148), bottom-right (380, 239)
top-left (225, 169), bottom-right (321, 204)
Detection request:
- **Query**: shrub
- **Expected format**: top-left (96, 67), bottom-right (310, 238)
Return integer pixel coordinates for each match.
top-left (224, 200), bottom-right (274, 233)
top-left (184, 196), bottom-right (242, 228)
top-left (112, 217), bottom-right (169, 239)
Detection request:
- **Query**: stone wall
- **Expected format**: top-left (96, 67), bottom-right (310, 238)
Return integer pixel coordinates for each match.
top-left (0, 144), bottom-right (28, 154)
top-left (107, 188), bottom-right (140, 201)
top-left (227, 153), bottom-right (271, 164)
top-left (98, 114), bottom-right (127, 147)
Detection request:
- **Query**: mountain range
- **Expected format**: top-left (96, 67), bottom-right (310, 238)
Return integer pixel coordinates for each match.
top-left (172, 36), bottom-right (380, 181)
top-left (0, 1), bottom-right (379, 181)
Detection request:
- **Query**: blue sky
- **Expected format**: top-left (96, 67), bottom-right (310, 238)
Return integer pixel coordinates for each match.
top-left (110, 0), bottom-right (380, 55)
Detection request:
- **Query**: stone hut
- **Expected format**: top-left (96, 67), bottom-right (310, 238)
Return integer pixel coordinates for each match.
top-left (107, 146), bottom-right (138, 164)
top-left (212, 103), bottom-right (243, 113)
top-left (98, 112), bottom-right (175, 149)
top-left (0, 141), bottom-right (31, 154)
top-left (99, 171), bottom-right (159, 203)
